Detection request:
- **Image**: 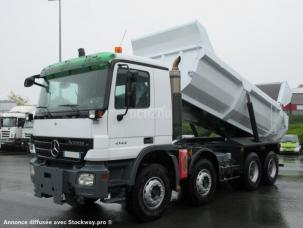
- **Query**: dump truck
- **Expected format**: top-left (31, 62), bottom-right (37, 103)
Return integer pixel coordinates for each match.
top-left (24, 21), bottom-right (288, 221)
top-left (0, 105), bottom-right (35, 150)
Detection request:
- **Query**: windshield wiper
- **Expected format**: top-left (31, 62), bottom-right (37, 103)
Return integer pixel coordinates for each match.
top-left (36, 106), bottom-right (53, 117)
top-left (59, 104), bottom-right (80, 115)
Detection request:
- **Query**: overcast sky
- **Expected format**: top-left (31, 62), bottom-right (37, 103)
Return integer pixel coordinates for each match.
top-left (0, 0), bottom-right (302, 104)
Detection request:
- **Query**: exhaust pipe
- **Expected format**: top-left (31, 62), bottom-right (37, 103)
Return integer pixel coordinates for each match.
top-left (172, 56), bottom-right (181, 70)
top-left (170, 56), bottom-right (182, 140)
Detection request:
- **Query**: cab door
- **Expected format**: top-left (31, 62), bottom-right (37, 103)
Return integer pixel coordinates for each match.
top-left (107, 63), bottom-right (155, 160)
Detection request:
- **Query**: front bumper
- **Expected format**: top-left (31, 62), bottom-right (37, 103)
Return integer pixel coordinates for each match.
top-left (30, 158), bottom-right (109, 204)
top-left (0, 138), bottom-right (19, 146)
top-left (280, 146), bottom-right (301, 154)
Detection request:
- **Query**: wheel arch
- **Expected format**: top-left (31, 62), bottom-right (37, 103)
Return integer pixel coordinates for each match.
top-left (189, 149), bottom-right (220, 180)
top-left (128, 145), bottom-right (180, 190)
top-left (244, 145), bottom-right (279, 168)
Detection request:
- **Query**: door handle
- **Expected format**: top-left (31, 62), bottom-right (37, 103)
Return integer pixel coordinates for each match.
top-left (144, 137), bottom-right (154, 144)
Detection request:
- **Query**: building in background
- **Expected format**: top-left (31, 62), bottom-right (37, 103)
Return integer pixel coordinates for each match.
top-left (256, 81), bottom-right (292, 108)
top-left (257, 82), bottom-right (282, 101)
top-left (284, 85), bottom-right (303, 115)
top-left (0, 100), bottom-right (16, 115)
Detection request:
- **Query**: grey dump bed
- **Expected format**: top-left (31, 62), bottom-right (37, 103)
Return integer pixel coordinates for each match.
top-left (132, 21), bottom-right (289, 141)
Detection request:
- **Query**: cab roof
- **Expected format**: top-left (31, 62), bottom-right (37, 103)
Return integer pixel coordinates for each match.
top-left (41, 52), bottom-right (115, 79)
top-left (40, 52), bottom-right (168, 79)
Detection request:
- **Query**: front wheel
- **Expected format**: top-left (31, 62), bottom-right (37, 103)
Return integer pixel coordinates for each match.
top-left (262, 151), bottom-right (279, 185)
top-left (127, 164), bottom-right (171, 222)
top-left (182, 159), bottom-right (217, 206)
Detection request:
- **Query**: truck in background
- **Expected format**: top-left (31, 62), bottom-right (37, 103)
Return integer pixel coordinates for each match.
top-left (21, 116), bottom-right (35, 149)
top-left (24, 22), bottom-right (289, 221)
top-left (0, 100), bottom-right (16, 114)
top-left (0, 105), bottom-right (35, 150)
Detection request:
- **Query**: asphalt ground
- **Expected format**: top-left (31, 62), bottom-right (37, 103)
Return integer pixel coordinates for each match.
top-left (0, 148), bottom-right (303, 228)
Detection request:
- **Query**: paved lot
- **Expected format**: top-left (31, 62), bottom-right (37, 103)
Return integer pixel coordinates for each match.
top-left (0, 149), bottom-right (303, 228)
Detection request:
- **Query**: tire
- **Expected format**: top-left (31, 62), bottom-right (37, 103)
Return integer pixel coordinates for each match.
top-left (262, 152), bottom-right (279, 185)
top-left (65, 194), bottom-right (98, 208)
top-left (243, 152), bottom-right (261, 191)
top-left (126, 164), bottom-right (171, 222)
top-left (182, 159), bottom-right (217, 206)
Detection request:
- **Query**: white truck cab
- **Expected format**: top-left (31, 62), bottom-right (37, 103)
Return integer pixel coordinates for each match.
top-left (31, 54), bottom-right (172, 161)
top-left (0, 105), bottom-right (35, 149)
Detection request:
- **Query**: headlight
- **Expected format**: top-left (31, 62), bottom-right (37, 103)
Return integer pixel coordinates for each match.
top-left (30, 165), bottom-right (35, 177)
top-left (295, 144), bottom-right (301, 152)
top-left (296, 142), bottom-right (300, 147)
top-left (78, 173), bottom-right (95, 186)
top-left (29, 144), bottom-right (36, 154)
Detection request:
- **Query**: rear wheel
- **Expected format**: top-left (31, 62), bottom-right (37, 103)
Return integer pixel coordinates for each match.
top-left (262, 151), bottom-right (279, 185)
top-left (243, 152), bottom-right (261, 190)
top-left (127, 164), bottom-right (171, 222)
top-left (182, 159), bottom-right (217, 205)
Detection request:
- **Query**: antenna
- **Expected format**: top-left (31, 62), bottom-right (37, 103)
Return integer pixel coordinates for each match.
top-left (114, 29), bottom-right (127, 54)
top-left (119, 29), bottom-right (127, 46)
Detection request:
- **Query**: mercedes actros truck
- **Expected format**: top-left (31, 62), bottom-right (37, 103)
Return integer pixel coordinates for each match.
top-left (24, 21), bottom-right (289, 221)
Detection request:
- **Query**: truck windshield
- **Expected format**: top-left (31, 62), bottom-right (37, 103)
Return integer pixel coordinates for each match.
top-left (1, 117), bottom-right (17, 127)
top-left (38, 69), bottom-right (109, 113)
top-left (23, 120), bottom-right (33, 128)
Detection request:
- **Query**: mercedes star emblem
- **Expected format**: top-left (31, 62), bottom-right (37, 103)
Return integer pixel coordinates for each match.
top-left (51, 140), bottom-right (60, 158)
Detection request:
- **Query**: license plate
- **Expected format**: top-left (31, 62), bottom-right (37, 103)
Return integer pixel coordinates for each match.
top-left (63, 151), bottom-right (81, 159)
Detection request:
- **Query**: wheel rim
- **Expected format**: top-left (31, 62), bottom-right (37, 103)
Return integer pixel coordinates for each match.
top-left (142, 177), bottom-right (165, 210)
top-left (248, 161), bottom-right (259, 183)
top-left (196, 169), bottom-right (212, 197)
top-left (268, 158), bottom-right (277, 179)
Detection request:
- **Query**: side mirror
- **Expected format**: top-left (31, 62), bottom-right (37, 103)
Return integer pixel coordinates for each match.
top-left (24, 74), bottom-right (47, 89)
top-left (117, 66), bottom-right (138, 121)
top-left (26, 113), bottom-right (34, 121)
top-left (17, 119), bottom-right (25, 128)
top-left (24, 76), bottom-right (35, 87)
top-left (124, 70), bottom-right (138, 108)
top-left (125, 80), bottom-right (131, 108)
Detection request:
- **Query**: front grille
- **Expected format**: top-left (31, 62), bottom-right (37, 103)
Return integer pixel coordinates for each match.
top-left (33, 136), bottom-right (93, 163)
top-left (1, 130), bottom-right (10, 138)
top-left (25, 133), bottom-right (32, 138)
